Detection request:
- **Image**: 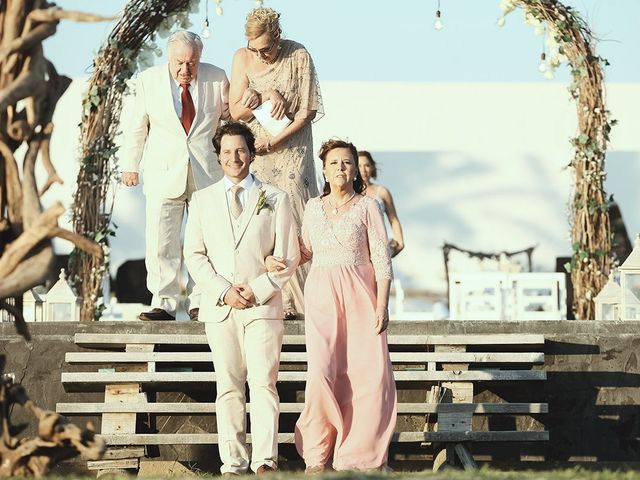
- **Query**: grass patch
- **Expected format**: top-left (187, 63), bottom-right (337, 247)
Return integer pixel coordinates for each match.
top-left (31, 466), bottom-right (640, 480)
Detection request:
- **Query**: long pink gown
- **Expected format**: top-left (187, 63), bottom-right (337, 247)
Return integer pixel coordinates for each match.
top-left (294, 195), bottom-right (397, 471)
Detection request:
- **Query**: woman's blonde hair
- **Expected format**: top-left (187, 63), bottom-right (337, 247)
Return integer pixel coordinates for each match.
top-left (245, 7), bottom-right (281, 40)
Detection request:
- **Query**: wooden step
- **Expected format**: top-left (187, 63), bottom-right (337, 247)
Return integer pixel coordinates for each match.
top-left (61, 370), bottom-right (546, 391)
top-left (57, 401), bottom-right (548, 415)
top-left (74, 333), bottom-right (545, 348)
top-left (65, 351), bottom-right (544, 364)
top-left (99, 431), bottom-right (549, 445)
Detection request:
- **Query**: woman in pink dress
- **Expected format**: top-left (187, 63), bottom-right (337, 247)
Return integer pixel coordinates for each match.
top-left (294, 139), bottom-right (397, 472)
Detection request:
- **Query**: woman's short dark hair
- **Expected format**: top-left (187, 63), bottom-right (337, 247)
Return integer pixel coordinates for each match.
top-left (212, 122), bottom-right (256, 157)
top-left (357, 150), bottom-right (378, 179)
top-left (318, 138), bottom-right (365, 196)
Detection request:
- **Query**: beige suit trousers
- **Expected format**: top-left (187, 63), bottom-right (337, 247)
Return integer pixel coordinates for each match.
top-left (145, 163), bottom-right (199, 315)
top-left (205, 312), bottom-right (283, 474)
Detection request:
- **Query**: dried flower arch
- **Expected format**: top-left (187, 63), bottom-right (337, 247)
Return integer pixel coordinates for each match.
top-left (71, 0), bottom-right (613, 320)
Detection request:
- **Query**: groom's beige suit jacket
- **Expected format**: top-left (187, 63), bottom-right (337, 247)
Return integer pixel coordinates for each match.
top-left (184, 176), bottom-right (300, 322)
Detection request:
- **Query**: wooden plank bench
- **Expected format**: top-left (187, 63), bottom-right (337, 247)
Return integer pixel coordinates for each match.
top-left (57, 332), bottom-right (548, 472)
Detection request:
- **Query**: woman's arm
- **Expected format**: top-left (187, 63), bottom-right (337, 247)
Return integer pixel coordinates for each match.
top-left (375, 278), bottom-right (391, 334)
top-left (229, 49), bottom-right (259, 121)
top-left (380, 186), bottom-right (405, 257)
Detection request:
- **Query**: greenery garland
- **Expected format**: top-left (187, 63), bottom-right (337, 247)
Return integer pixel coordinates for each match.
top-left (71, 0), bottom-right (197, 320)
top-left (499, 0), bottom-right (614, 319)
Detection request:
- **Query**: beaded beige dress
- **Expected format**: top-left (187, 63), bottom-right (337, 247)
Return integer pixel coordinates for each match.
top-left (246, 39), bottom-right (323, 315)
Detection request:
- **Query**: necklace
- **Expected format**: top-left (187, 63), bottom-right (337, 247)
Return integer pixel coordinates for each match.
top-left (328, 192), bottom-right (356, 215)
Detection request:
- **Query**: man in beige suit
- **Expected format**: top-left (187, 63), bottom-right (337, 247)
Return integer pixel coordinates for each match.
top-left (184, 122), bottom-right (300, 475)
top-left (121, 30), bottom-right (229, 321)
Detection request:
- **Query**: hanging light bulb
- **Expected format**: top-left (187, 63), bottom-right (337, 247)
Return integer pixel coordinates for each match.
top-left (202, 18), bottom-right (211, 39)
top-left (434, 10), bottom-right (444, 30)
top-left (538, 52), bottom-right (547, 72)
top-left (216, 0), bottom-right (223, 16)
top-left (434, 0), bottom-right (444, 31)
top-left (255, 0), bottom-right (264, 7)
top-left (201, 0), bottom-right (210, 39)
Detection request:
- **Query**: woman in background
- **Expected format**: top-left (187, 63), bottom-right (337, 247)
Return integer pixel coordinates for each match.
top-left (358, 150), bottom-right (405, 257)
top-left (229, 7), bottom-right (322, 319)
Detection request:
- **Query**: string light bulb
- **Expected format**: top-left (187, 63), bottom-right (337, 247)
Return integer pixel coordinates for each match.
top-left (434, 10), bottom-right (444, 30)
top-left (434, 1), bottom-right (444, 31)
top-left (201, 0), bottom-right (210, 39)
top-left (538, 52), bottom-right (547, 72)
top-left (216, 0), bottom-right (223, 16)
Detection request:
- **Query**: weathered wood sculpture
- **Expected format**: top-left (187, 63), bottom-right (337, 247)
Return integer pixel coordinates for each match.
top-left (0, 1), bottom-right (116, 318)
top-left (0, 369), bottom-right (106, 477)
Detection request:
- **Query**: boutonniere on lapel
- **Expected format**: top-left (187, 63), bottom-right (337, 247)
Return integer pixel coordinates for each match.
top-left (255, 189), bottom-right (274, 215)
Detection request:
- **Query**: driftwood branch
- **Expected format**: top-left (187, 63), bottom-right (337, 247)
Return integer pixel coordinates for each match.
top-left (0, 21), bottom-right (57, 61)
top-left (0, 246), bottom-right (54, 299)
top-left (27, 7), bottom-right (118, 24)
top-left (0, 377), bottom-right (105, 477)
top-left (37, 124), bottom-right (64, 197)
top-left (50, 228), bottom-right (103, 260)
top-left (0, 202), bottom-right (64, 278)
top-left (0, 57), bottom-right (47, 113)
top-left (0, 141), bottom-right (23, 231)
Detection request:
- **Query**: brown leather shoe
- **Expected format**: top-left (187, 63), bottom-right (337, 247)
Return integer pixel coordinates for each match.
top-left (283, 310), bottom-right (297, 320)
top-left (256, 464), bottom-right (277, 474)
top-left (138, 308), bottom-right (175, 321)
top-left (188, 308), bottom-right (199, 321)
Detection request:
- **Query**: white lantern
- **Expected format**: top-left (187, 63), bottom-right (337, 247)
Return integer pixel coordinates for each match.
top-left (619, 235), bottom-right (640, 320)
top-left (45, 269), bottom-right (81, 322)
top-left (22, 289), bottom-right (44, 322)
top-left (594, 271), bottom-right (621, 321)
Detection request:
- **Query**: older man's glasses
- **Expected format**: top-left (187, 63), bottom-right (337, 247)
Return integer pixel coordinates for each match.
top-left (247, 37), bottom-right (278, 56)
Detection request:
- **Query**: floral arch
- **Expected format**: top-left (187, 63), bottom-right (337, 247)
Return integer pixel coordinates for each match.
top-left (71, 0), bottom-right (614, 320)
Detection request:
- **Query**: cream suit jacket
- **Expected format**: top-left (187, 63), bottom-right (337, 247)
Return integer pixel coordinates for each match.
top-left (184, 177), bottom-right (301, 322)
top-left (120, 63), bottom-right (229, 199)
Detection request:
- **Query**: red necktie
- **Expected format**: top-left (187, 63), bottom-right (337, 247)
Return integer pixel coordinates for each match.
top-left (180, 83), bottom-right (195, 134)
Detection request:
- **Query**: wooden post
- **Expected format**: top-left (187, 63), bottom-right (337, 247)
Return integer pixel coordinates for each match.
top-left (93, 343), bottom-right (153, 476)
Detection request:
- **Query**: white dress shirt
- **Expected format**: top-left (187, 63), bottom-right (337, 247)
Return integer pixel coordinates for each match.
top-left (171, 77), bottom-right (198, 118)
top-left (223, 174), bottom-right (254, 211)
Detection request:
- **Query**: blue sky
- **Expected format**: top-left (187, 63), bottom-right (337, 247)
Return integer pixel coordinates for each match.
top-left (45, 0), bottom-right (639, 83)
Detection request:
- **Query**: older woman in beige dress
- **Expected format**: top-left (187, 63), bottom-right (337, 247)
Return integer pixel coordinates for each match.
top-left (229, 8), bottom-right (322, 319)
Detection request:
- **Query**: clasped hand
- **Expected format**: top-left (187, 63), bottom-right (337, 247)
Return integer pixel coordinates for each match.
top-left (242, 87), bottom-right (286, 120)
top-left (223, 284), bottom-right (256, 309)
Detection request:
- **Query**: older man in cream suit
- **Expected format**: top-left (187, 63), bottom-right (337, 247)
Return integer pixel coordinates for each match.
top-left (184, 122), bottom-right (299, 475)
top-left (121, 30), bottom-right (229, 321)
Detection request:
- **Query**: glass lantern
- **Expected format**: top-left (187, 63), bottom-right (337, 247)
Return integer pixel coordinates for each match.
top-left (594, 271), bottom-right (620, 321)
top-left (619, 235), bottom-right (640, 320)
top-left (22, 289), bottom-right (44, 322)
top-left (44, 269), bottom-right (81, 322)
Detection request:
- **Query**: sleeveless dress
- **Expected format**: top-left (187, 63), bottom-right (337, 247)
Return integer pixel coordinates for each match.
top-left (294, 196), bottom-right (397, 470)
top-left (246, 39), bottom-right (323, 314)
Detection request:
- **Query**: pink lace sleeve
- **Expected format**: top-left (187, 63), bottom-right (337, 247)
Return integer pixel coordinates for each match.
top-left (365, 198), bottom-right (392, 280)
